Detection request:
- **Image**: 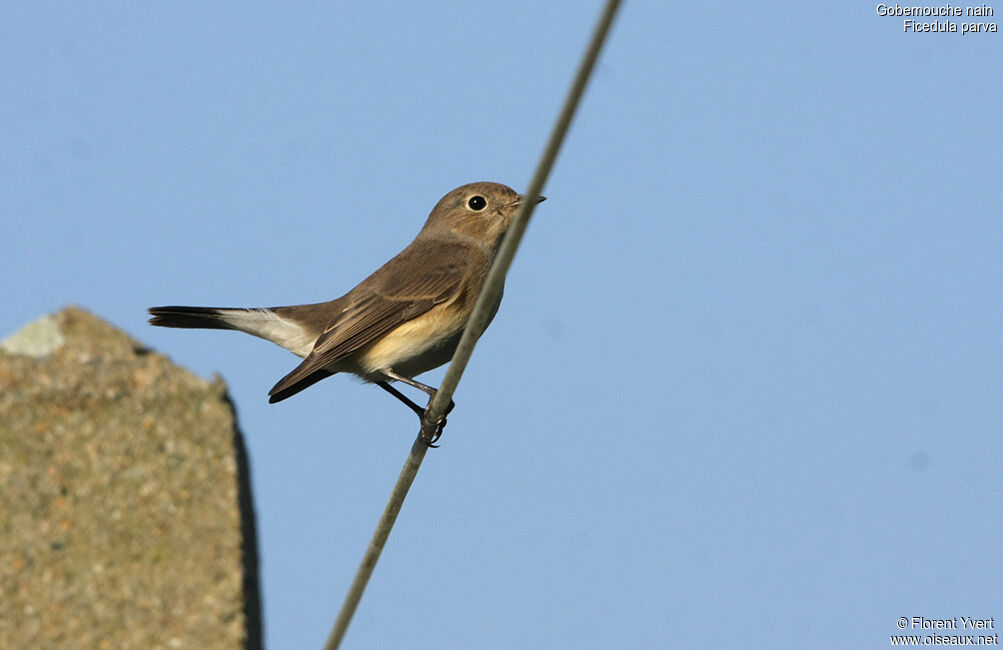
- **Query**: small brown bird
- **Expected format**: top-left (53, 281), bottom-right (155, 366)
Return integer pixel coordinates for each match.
top-left (149, 182), bottom-right (544, 433)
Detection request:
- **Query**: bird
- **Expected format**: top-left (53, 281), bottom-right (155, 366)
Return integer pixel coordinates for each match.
top-left (149, 181), bottom-right (545, 440)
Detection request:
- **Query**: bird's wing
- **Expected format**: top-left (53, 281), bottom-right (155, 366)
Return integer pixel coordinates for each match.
top-left (268, 239), bottom-right (472, 402)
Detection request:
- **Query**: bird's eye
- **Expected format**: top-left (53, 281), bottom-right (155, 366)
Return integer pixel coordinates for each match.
top-left (467, 195), bottom-right (487, 211)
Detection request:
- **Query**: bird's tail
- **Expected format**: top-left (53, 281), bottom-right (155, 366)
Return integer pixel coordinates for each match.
top-left (148, 305), bottom-right (311, 355)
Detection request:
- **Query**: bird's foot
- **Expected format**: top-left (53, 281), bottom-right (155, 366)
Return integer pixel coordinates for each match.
top-left (419, 398), bottom-right (455, 447)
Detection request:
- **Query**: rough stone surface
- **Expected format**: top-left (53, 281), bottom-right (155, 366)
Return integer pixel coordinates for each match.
top-left (0, 306), bottom-right (261, 650)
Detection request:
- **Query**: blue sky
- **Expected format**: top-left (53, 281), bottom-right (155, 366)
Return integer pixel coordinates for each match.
top-left (3, 3), bottom-right (1001, 648)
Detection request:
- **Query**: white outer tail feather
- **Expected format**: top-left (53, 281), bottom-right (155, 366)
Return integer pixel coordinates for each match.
top-left (214, 308), bottom-right (315, 358)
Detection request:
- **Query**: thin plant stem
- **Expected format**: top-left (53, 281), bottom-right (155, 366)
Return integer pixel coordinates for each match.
top-left (323, 2), bottom-right (622, 647)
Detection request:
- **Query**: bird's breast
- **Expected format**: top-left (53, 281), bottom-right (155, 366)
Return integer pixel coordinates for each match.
top-left (353, 301), bottom-right (470, 379)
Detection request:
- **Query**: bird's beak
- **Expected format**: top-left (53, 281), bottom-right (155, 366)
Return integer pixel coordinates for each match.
top-left (512, 194), bottom-right (547, 207)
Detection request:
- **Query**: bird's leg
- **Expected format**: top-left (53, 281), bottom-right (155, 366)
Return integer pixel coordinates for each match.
top-left (378, 369), bottom-right (455, 446)
top-left (376, 381), bottom-right (425, 417)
